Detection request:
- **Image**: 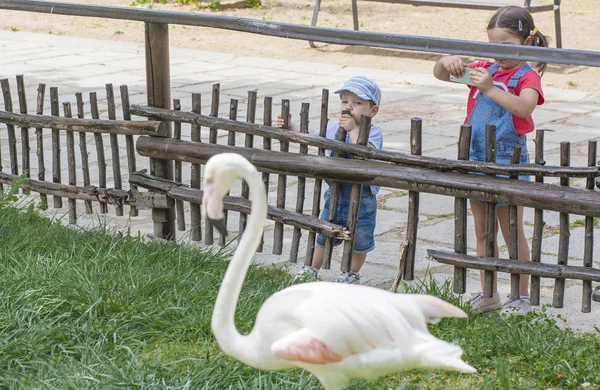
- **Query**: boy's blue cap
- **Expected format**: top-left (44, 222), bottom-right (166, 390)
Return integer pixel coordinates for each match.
top-left (334, 76), bottom-right (381, 106)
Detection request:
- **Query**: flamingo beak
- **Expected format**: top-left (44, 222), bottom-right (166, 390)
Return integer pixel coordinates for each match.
top-left (208, 215), bottom-right (228, 238)
top-left (203, 182), bottom-right (228, 238)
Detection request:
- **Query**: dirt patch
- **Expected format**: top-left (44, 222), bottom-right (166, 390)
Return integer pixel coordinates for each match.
top-left (2, 0), bottom-right (599, 91)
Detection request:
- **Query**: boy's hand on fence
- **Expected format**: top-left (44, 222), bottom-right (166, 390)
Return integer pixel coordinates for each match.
top-left (276, 113), bottom-right (297, 130)
top-left (339, 112), bottom-right (357, 133)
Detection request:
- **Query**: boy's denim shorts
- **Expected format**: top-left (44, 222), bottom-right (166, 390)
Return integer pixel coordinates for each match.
top-left (316, 187), bottom-right (377, 253)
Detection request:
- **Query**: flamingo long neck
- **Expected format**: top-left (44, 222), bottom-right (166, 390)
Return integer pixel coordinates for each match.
top-left (211, 166), bottom-right (267, 363)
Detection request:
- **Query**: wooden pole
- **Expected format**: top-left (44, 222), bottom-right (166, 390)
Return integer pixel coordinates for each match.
top-left (273, 99), bottom-right (290, 255)
top-left (305, 89), bottom-right (328, 266)
top-left (341, 115), bottom-right (371, 273)
top-left (106, 83), bottom-right (123, 216)
top-left (120, 85), bottom-right (138, 217)
top-left (239, 90), bottom-right (257, 243)
top-left (35, 83), bottom-right (46, 205)
top-left (553, 141), bottom-right (570, 308)
top-left (62, 102), bottom-right (77, 224)
top-left (50, 86), bottom-right (62, 209)
top-left (483, 124), bottom-right (497, 298)
top-left (403, 117), bottom-right (422, 280)
top-left (530, 130), bottom-right (545, 306)
top-left (221, 98), bottom-right (238, 247)
top-left (173, 99), bottom-right (185, 231)
top-left (453, 124), bottom-right (471, 294)
top-left (145, 21), bottom-right (176, 240)
top-left (16, 75), bottom-right (30, 190)
top-left (257, 96), bottom-right (272, 252)
top-left (290, 103), bottom-right (309, 263)
top-left (508, 146), bottom-right (522, 301)
top-left (75, 92), bottom-right (93, 214)
top-left (1, 79), bottom-right (18, 177)
top-left (190, 93), bottom-right (202, 241)
top-left (582, 140), bottom-right (597, 313)
top-left (204, 83), bottom-right (220, 245)
top-left (90, 92), bottom-right (107, 214)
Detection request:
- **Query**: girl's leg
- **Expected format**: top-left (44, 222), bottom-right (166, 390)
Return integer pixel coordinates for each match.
top-left (497, 205), bottom-right (531, 297)
top-left (470, 200), bottom-right (500, 293)
top-left (350, 252), bottom-right (367, 274)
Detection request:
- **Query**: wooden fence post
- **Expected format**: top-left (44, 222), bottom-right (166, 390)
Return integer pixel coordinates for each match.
top-left (145, 21), bottom-right (176, 240)
top-left (453, 124), bottom-right (471, 294)
top-left (508, 145), bottom-right (522, 301)
top-left (530, 129), bottom-right (546, 306)
top-left (553, 141), bottom-right (571, 308)
top-left (582, 140), bottom-right (597, 312)
top-left (403, 117), bottom-right (422, 280)
top-left (483, 124), bottom-right (497, 298)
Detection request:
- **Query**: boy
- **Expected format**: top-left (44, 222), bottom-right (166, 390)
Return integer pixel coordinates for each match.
top-left (277, 76), bottom-right (383, 284)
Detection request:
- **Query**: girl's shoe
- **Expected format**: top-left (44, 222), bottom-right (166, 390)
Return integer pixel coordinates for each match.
top-left (294, 266), bottom-right (318, 282)
top-left (502, 296), bottom-right (530, 315)
top-left (468, 292), bottom-right (502, 314)
top-left (337, 272), bottom-right (361, 285)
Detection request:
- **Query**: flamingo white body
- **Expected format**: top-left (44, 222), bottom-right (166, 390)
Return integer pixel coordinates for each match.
top-left (202, 153), bottom-right (476, 390)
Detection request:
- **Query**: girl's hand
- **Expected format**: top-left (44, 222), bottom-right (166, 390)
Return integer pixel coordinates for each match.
top-left (441, 55), bottom-right (466, 77)
top-left (470, 67), bottom-right (494, 93)
top-left (338, 112), bottom-right (357, 132)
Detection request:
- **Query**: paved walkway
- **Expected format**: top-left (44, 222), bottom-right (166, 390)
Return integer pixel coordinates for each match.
top-left (1, 30), bottom-right (599, 332)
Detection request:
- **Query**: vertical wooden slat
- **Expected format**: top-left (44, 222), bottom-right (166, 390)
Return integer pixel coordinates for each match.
top-left (290, 102), bottom-right (310, 262)
top-left (483, 124), bottom-right (497, 298)
top-left (239, 91), bottom-right (257, 242)
top-left (453, 124), bottom-right (471, 294)
top-left (90, 92), bottom-right (108, 214)
top-left (190, 93), bottom-right (202, 242)
top-left (257, 96), bottom-right (272, 253)
top-left (341, 115), bottom-right (371, 273)
top-left (145, 21), bottom-right (176, 241)
top-left (62, 102), bottom-right (77, 224)
top-left (403, 117), bottom-right (422, 280)
top-left (120, 85), bottom-right (138, 217)
top-left (220, 98), bottom-right (238, 247)
top-left (204, 83), bottom-right (220, 245)
top-left (530, 130), bottom-right (545, 306)
top-left (76, 92), bottom-right (93, 214)
top-left (582, 140), bottom-right (597, 313)
top-left (16, 75), bottom-right (30, 187)
top-left (273, 99), bottom-right (290, 255)
top-left (106, 84), bottom-right (123, 216)
top-left (173, 99), bottom-right (185, 231)
top-left (1, 79), bottom-right (18, 176)
top-left (35, 83), bottom-right (46, 206)
top-left (50, 87), bottom-right (62, 209)
top-left (305, 89), bottom-right (328, 266)
top-left (508, 146), bottom-right (522, 301)
top-left (323, 116), bottom-right (347, 270)
top-left (553, 142), bottom-right (570, 308)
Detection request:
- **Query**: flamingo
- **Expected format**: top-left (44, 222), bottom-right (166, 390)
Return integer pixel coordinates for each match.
top-left (202, 153), bottom-right (476, 390)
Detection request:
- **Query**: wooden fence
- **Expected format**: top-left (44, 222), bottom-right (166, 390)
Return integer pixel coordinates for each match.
top-left (1, 74), bottom-right (599, 312)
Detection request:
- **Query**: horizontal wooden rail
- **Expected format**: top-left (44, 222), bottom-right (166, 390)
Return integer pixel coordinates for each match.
top-left (0, 110), bottom-right (167, 136)
top-left (0, 172), bottom-right (170, 207)
top-left (361, 0), bottom-right (553, 12)
top-left (135, 139), bottom-right (600, 217)
top-left (131, 105), bottom-right (600, 178)
top-left (428, 250), bottom-right (600, 282)
top-left (129, 171), bottom-right (350, 239)
top-left (0, 0), bottom-right (597, 66)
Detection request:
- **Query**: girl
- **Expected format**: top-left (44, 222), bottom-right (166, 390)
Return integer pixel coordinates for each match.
top-left (433, 6), bottom-right (547, 314)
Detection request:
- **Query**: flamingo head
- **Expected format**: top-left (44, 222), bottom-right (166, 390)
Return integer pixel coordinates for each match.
top-left (202, 153), bottom-right (256, 237)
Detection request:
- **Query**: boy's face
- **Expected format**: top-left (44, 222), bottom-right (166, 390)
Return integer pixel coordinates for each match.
top-left (339, 91), bottom-right (379, 124)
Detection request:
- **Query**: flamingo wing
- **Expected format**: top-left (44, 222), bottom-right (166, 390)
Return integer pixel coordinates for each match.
top-left (264, 283), bottom-right (418, 364)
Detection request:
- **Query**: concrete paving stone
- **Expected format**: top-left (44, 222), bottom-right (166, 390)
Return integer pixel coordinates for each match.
top-left (374, 208), bottom-right (426, 236)
top-left (335, 67), bottom-right (402, 81)
top-left (541, 227), bottom-right (600, 263)
top-left (532, 107), bottom-right (572, 125)
top-left (281, 61), bottom-right (345, 76)
top-left (543, 87), bottom-right (590, 103)
top-left (230, 55), bottom-right (290, 69)
top-left (386, 192), bottom-right (457, 217)
top-left (561, 111), bottom-right (600, 128)
top-left (542, 101), bottom-right (600, 114)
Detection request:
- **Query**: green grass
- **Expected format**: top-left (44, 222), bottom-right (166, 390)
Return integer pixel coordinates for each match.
top-left (0, 190), bottom-right (599, 389)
